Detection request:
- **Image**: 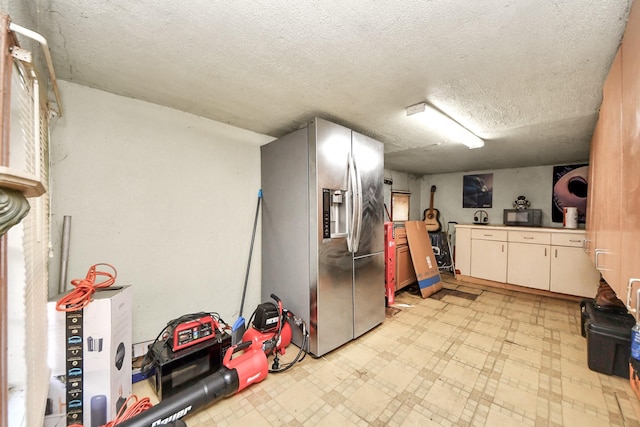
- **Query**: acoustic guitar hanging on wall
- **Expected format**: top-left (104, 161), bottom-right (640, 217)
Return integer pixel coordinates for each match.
top-left (423, 185), bottom-right (442, 232)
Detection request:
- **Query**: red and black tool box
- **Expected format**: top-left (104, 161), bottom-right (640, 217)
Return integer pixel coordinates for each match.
top-left (580, 299), bottom-right (635, 378)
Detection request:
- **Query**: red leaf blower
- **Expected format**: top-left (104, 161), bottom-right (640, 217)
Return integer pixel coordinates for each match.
top-left (117, 294), bottom-right (308, 427)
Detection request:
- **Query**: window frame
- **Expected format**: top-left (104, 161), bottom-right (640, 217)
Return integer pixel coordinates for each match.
top-left (391, 191), bottom-right (410, 222)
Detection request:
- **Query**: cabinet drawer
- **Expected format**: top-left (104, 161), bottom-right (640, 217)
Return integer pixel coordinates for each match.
top-left (471, 228), bottom-right (507, 241)
top-left (508, 230), bottom-right (551, 245)
top-left (551, 232), bottom-right (585, 247)
top-left (394, 225), bottom-right (408, 246)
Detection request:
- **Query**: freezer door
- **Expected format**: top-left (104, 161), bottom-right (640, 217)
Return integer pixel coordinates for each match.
top-left (353, 252), bottom-right (386, 337)
top-left (351, 131), bottom-right (385, 257)
top-left (311, 118), bottom-right (355, 356)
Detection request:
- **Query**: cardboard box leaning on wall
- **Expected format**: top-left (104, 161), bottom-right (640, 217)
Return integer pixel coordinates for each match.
top-left (404, 220), bottom-right (443, 298)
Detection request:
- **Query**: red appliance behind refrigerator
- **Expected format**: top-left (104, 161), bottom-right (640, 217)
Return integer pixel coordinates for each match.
top-left (384, 222), bottom-right (395, 305)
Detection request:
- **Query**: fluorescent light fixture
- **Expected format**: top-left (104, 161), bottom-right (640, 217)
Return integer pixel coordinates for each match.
top-left (406, 102), bottom-right (484, 149)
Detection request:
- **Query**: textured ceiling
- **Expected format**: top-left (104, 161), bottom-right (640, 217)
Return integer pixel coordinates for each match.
top-left (26, 0), bottom-right (632, 174)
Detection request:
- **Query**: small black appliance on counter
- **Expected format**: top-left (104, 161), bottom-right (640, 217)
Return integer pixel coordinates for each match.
top-left (503, 208), bottom-right (542, 227)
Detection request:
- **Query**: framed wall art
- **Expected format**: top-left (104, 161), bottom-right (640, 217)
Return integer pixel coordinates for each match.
top-left (551, 164), bottom-right (588, 223)
top-left (463, 173), bottom-right (493, 208)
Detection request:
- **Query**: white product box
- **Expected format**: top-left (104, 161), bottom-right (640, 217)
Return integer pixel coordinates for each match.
top-left (47, 286), bottom-right (132, 427)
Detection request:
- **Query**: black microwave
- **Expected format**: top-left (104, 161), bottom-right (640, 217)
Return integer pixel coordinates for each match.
top-left (503, 209), bottom-right (542, 227)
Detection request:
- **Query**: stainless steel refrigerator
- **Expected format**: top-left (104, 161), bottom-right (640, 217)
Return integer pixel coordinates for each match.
top-left (261, 117), bottom-right (385, 357)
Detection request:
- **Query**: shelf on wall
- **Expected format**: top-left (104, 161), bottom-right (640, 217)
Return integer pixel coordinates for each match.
top-left (0, 166), bottom-right (45, 198)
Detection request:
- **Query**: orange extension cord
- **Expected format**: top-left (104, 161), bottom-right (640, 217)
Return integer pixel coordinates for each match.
top-left (103, 395), bottom-right (154, 426)
top-left (56, 263), bottom-right (118, 312)
top-left (66, 395), bottom-right (154, 427)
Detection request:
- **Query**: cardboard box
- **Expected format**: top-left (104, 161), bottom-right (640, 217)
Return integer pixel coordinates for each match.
top-left (404, 221), bottom-right (443, 298)
top-left (47, 286), bottom-right (132, 426)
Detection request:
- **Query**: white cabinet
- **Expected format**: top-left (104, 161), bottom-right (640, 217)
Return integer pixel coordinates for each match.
top-left (507, 231), bottom-right (551, 290)
top-left (507, 242), bottom-right (551, 290)
top-left (550, 233), bottom-right (600, 298)
top-left (470, 228), bottom-right (507, 283)
top-left (455, 224), bottom-right (598, 298)
top-left (455, 227), bottom-right (471, 275)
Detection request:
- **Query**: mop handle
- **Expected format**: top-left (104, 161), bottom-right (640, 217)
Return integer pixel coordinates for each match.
top-left (239, 189), bottom-right (262, 317)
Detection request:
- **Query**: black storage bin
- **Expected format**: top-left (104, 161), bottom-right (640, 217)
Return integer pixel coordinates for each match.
top-left (580, 299), bottom-right (636, 378)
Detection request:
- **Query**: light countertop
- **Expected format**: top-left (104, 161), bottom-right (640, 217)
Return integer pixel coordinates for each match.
top-left (455, 223), bottom-right (586, 233)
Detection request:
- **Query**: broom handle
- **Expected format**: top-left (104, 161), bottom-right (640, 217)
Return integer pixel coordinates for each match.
top-left (239, 189), bottom-right (262, 317)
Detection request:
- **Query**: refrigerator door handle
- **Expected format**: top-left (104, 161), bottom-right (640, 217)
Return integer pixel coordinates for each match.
top-left (353, 158), bottom-right (363, 253)
top-left (346, 154), bottom-right (357, 253)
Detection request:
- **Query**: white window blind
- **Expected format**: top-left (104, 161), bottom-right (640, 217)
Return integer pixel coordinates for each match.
top-left (6, 44), bottom-right (50, 427)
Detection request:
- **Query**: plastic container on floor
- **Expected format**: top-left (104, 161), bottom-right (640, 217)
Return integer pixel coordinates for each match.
top-left (581, 299), bottom-right (635, 378)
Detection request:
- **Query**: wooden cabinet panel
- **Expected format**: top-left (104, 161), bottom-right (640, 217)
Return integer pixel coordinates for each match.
top-left (507, 242), bottom-right (550, 290)
top-left (396, 244), bottom-right (417, 290)
top-left (588, 2), bottom-right (640, 306)
top-left (394, 225), bottom-right (416, 290)
top-left (394, 226), bottom-right (408, 246)
top-left (591, 47), bottom-right (622, 293)
top-left (621, 1), bottom-right (640, 312)
top-left (471, 238), bottom-right (507, 283)
top-left (585, 123), bottom-right (598, 258)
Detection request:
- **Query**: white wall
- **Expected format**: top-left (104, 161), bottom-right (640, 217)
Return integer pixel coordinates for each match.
top-left (49, 81), bottom-right (274, 343)
top-left (419, 165), bottom-right (587, 233)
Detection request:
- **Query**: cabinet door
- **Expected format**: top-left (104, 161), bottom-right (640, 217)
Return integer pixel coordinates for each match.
top-left (471, 239), bottom-right (507, 283)
top-left (507, 242), bottom-right (550, 290)
top-left (395, 245), bottom-right (416, 290)
top-left (621, 1), bottom-right (640, 311)
top-left (591, 48), bottom-right (622, 293)
top-left (585, 126), bottom-right (598, 258)
top-left (550, 246), bottom-right (600, 298)
top-left (455, 227), bottom-right (471, 275)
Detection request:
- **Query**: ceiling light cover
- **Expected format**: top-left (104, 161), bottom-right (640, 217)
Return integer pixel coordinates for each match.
top-left (406, 102), bottom-right (484, 149)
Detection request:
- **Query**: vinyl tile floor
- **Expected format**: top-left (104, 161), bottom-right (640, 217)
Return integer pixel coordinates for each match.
top-left (133, 274), bottom-right (640, 426)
